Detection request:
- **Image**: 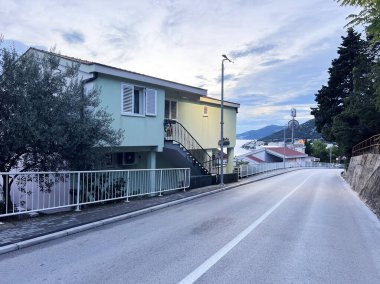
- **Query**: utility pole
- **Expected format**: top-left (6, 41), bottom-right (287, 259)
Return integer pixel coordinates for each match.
top-left (283, 126), bottom-right (286, 168)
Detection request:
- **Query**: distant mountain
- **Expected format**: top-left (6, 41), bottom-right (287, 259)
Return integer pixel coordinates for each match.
top-left (260, 119), bottom-right (322, 142)
top-left (237, 125), bottom-right (283, 140)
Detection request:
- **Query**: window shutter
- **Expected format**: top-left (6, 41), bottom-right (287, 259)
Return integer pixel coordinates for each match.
top-left (122, 84), bottom-right (133, 114)
top-left (145, 88), bottom-right (157, 116)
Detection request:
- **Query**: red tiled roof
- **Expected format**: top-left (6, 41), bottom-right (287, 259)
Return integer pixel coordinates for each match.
top-left (266, 147), bottom-right (307, 158)
top-left (246, 155), bottom-right (265, 163)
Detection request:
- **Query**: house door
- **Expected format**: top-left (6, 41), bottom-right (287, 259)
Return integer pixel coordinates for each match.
top-left (165, 100), bottom-right (177, 120)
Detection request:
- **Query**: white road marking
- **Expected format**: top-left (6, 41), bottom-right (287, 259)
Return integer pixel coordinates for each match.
top-left (178, 174), bottom-right (314, 284)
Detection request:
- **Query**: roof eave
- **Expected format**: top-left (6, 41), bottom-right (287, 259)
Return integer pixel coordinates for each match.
top-left (93, 64), bottom-right (207, 96)
top-left (200, 96), bottom-right (240, 108)
top-left (26, 48), bottom-right (208, 96)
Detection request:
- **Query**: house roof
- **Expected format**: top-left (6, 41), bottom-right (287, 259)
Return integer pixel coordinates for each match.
top-left (27, 48), bottom-right (209, 97)
top-left (246, 155), bottom-right (265, 163)
top-left (200, 96), bottom-right (240, 109)
top-left (235, 148), bottom-right (265, 159)
top-left (266, 147), bottom-right (308, 158)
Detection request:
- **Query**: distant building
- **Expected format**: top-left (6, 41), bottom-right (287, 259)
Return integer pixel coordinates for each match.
top-left (235, 146), bottom-right (310, 165)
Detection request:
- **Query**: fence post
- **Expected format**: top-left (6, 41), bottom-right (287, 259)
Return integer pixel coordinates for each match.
top-left (5, 175), bottom-right (8, 215)
top-left (183, 169), bottom-right (187, 192)
top-left (125, 171), bottom-right (130, 203)
top-left (159, 170), bottom-right (163, 196)
top-left (75, 172), bottom-right (81, 212)
top-left (186, 169), bottom-right (190, 188)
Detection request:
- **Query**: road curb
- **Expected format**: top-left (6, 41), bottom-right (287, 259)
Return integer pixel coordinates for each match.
top-left (0, 168), bottom-right (300, 255)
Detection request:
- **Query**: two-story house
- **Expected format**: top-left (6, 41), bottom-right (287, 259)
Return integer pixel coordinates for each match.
top-left (27, 48), bottom-right (239, 177)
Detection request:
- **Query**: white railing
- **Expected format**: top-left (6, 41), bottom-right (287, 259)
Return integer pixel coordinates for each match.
top-left (236, 162), bottom-right (342, 178)
top-left (0, 168), bottom-right (190, 218)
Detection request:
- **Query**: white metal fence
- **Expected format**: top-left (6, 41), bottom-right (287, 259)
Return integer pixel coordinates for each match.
top-left (236, 162), bottom-right (342, 178)
top-left (0, 168), bottom-right (190, 218)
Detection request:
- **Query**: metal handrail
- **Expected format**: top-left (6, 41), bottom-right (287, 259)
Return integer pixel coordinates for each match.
top-left (237, 162), bottom-right (342, 179)
top-left (352, 134), bottom-right (380, 156)
top-left (0, 168), bottom-right (191, 218)
top-left (164, 119), bottom-right (218, 174)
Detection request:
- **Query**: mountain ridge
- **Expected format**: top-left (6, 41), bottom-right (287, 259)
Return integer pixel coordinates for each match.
top-left (237, 125), bottom-right (283, 140)
top-left (260, 119), bottom-right (322, 141)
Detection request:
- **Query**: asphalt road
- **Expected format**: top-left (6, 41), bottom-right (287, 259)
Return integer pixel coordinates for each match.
top-left (1, 169), bottom-right (380, 283)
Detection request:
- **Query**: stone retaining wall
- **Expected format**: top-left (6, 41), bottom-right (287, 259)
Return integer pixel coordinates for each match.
top-left (346, 154), bottom-right (380, 217)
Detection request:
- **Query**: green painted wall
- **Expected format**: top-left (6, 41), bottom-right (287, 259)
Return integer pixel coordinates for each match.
top-left (176, 100), bottom-right (237, 150)
top-left (93, 73), bottom-right (237, 158)
top-left (95, 74), bottom-right (165, 150)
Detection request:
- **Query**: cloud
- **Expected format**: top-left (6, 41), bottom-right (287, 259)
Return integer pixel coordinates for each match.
top-left (215, 73), bottom-right (241, 84)
top-left (61, 31), bottom-right (85, 44)
top-left (230, 44), bottom-right (276, 59)
top-left (260, 59), bottom-right (285, 67)
top-left (0, 0), bottom-right (360, 133)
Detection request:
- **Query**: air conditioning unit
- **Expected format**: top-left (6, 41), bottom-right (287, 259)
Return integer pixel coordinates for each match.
top-left (123, 152), bottom-right (136, 165)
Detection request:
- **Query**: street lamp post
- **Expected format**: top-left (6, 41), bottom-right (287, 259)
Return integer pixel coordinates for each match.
top-left (220, 54), bottom-right (232, 186)
top-left (283, 126), bottom-right (286, 168)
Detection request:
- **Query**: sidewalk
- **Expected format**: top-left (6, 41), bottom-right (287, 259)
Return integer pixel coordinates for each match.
top-left (0, 168), bottom-right (299, 253)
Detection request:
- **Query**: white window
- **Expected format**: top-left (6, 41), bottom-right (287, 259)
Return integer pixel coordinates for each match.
top-left (121, 84), bottom-right (157, 116)
top-left (165, 100), bottom-right (177, 120)
top-left (203, 105), bottom-right (208, 117)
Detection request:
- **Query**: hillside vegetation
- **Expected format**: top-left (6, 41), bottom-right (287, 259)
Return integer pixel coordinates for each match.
top-left (260, 119), bottom-right (322, 142)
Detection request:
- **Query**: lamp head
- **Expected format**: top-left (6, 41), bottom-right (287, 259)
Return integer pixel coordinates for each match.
top-left (222, 54), bottom-right (233, 63)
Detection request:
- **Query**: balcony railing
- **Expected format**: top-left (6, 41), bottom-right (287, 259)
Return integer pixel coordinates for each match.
top-left (164, 119), bottom-right (219, 174)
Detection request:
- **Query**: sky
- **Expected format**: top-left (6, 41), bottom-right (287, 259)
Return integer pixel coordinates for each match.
top-left (0, 0), bottom-right (359, 134)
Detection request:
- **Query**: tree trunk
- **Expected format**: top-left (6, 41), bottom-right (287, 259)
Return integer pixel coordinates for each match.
top-left (1, 175), bottom-right (13, 214)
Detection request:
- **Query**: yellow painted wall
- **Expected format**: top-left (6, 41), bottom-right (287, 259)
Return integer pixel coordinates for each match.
top-left (176, 99), bottom-right (237, 150)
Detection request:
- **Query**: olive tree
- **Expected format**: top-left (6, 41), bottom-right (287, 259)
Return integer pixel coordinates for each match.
top-left (0, 40), bottom-right (123, 212)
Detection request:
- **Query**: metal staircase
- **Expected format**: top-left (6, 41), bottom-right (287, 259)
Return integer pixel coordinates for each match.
top-left (164, 119), bottom-right (218, 175)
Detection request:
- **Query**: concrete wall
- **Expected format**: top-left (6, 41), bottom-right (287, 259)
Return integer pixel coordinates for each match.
top-left (346, 154), bottom-right (380, 217)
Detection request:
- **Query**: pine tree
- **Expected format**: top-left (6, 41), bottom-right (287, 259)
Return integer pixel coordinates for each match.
top-left (337, 1), bottom-right (380, 111)
top-left (311, 28), bottom-right (367, 141)
top-left (332, 40), bottom-right (380, 156)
